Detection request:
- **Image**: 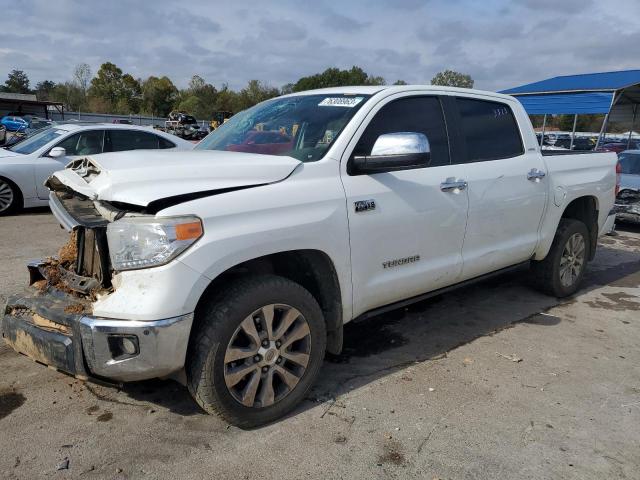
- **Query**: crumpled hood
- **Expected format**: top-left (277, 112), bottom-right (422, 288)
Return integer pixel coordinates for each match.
top-left (48, 149), bottom-right (302, 207)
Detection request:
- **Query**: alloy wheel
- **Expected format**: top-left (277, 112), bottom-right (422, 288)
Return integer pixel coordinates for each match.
top-left (223, 304), bottom-right (312, 408)
top-left (559, 232), bottom-right (586, 288)
top-left (0, 180), bottom-right (14, 213)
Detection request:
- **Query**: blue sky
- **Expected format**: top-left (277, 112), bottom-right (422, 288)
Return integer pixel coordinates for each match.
top-left (1, 0), bottom-right (639, 92)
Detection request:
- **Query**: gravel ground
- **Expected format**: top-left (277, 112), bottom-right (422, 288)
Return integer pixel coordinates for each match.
top-left (1, 211), bottom-right (639, 480)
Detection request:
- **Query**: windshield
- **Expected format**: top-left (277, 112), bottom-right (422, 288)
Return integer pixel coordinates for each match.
top-left (619, 153), bottom-right (640, 175)
top-left (7, 127), bottom-right (67, 155)
top-left (195, 94), bottom-right (370, 162)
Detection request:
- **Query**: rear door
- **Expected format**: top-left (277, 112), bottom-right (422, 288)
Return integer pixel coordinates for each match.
top-left (105, 129), bottom-right (161, 152)
top-left (341, 94), bottom-right (470, 318)
top-left (447, 95), bottom-right (547, 280)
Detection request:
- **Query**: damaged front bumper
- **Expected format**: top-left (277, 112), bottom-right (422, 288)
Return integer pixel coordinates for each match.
top-left (2, 274), bottom-right (193, 383)
top-left (614, 189), bottom-right (640, 223)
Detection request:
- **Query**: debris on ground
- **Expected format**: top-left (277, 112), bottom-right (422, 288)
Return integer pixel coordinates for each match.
top-left (496, 352), bottom-right (523, 363)
top-left (55, 457), bottom-right (69, 471)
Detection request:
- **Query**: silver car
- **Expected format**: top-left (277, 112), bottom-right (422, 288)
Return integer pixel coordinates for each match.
top-left (615, 150), bottom-right (640, 223)
top-left (0, 123), bottom-right (193, 215)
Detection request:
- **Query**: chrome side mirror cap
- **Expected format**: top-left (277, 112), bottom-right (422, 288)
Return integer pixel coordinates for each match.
top-left (48, 147), bottom-right (66, 158)
top-left (371, 132), bottom-right (430, 156)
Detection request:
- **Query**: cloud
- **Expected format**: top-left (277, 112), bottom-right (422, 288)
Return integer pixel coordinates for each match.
top-left (0, 0), bottom-right (638, 93)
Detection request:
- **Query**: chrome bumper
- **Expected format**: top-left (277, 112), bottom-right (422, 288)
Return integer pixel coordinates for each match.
top-left (79, 313), bottom-right (194, 382)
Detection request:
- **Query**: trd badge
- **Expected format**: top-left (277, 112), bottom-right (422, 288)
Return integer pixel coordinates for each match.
top-left (354, 199), bottom-right (376, 212)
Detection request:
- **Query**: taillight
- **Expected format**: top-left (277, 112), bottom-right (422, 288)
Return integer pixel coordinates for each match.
top-left (615, 161), bottom-right (622, 197)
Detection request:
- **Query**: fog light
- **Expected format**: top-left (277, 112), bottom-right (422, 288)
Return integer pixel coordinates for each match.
top-left (107, 334), bottom-right (139, 359)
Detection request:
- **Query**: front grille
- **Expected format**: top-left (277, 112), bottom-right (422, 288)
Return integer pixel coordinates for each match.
top-left (76, 227), bottom-right (111, 288)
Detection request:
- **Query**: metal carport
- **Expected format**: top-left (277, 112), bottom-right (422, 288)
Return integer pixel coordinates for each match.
top-left (501, 69), bottom-right (640, 149)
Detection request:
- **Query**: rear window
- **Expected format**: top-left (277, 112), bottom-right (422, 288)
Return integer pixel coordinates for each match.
top-left (456, 98), bottom-right (524, 162)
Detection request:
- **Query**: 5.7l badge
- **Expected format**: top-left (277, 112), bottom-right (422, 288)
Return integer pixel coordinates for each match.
top-left (354, 199), bottom-right (376, 212)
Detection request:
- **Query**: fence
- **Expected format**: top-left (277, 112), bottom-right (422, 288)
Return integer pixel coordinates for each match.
top-left (49, 110), bottom-right (210, 130)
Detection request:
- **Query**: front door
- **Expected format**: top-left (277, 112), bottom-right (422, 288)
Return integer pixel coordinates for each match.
top-left (341, 95), bottom-right (470, 318)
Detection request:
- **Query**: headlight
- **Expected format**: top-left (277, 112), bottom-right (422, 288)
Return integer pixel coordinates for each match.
top-left (107, 216), bottom-right (203, 271)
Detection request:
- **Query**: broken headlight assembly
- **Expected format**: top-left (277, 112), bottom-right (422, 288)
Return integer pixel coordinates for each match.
top-left (107, 216), bottom-right (203, 271)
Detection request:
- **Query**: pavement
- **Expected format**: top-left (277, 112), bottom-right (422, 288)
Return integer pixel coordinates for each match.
top-left (1, 210), bottom-right (639, 480)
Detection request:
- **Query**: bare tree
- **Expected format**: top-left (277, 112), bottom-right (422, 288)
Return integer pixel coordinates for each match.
top-left (73, 63), bottom-right (92, 108)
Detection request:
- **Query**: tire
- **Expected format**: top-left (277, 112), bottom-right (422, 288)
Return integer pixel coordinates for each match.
top-left (530, 218), bottom-right (590, 297)
top-left (186, 274), bottom-right (326, 428)
top-left (0, 178), bottom-right (21, 216)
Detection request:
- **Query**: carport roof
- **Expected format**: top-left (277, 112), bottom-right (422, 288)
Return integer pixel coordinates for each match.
top-left (501, 69), bottom-right (640, 95)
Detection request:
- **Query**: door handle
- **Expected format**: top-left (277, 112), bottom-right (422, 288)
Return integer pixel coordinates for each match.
top-left (440, 178), bottom-right (468, 192)
top-left (527, 168), bottom-right (546, 181)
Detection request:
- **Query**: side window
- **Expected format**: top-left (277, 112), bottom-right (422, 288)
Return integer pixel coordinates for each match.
top-left (56, 130), bottom-right (104, 156)
top-left (158, 136), bottom-right (176, 149)
top-left (107, 130), bottom-right (160, 152)
top-left (455, 98), bottom-right (524, 162)
top-left (352, 96), bottom-right (450, 168)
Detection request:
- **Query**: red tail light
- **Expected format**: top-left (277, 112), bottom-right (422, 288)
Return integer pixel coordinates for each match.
top-left (615, 161), bottom-right (622, 197)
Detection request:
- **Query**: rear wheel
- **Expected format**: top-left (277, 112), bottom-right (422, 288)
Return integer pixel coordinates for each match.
top-left (187, 275), bottom-right (326, 428)
top-left (531, 218), bottom-right (590, 297)
top-left (0, 178), bottom-right (21, 216)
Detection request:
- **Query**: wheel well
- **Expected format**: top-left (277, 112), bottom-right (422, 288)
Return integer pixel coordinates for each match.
top-left (0, 176), bottom-right (23, 209)
top-left (561, 196), bottom-right (598, 260)
top-left (194, 250), bottom-right (343, 355)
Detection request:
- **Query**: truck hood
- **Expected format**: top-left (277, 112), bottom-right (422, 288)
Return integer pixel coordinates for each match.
top-left (47, 150), bottom-right (302, 208)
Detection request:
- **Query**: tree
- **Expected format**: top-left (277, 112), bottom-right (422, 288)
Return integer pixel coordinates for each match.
top-left (73, 63), bottom-right (92, 109)
top-left (141, 76), bottom-right (178, 116)
top-left (121, 74), bottom-right (142, 113)
top-left (89, 62), bottom-right (124, 110)
top-left (234, 80), bottom-right (279, 112)
top-left (50, 82), bottom-right (84, 111)
top-left (35, 80), bottom-right (57, 100)
top-left (430, 70), bottom-right (474, 88)
top-left (3, 70), bottom-right (31, 93)
top-left (291, 66), bottom-right (386, 92)
top-left (393, 80), bottom-right (408, 85)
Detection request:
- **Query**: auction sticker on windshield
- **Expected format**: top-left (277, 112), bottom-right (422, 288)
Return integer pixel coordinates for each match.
top-left (318, 97), bottom-right (364, 107)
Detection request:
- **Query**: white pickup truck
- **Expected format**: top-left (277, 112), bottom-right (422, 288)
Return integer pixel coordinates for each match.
top-left (2, 86), bottom-right (618, 427)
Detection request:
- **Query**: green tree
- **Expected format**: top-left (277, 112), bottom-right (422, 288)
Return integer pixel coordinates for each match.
top-left (51, 82), bottom-right (84, 111)
top-left (430, 70), bottom-right (474, 88)
top-left (35, 80), bottom-right (57, 100)
top-left (292, 66), bottom-right (386, 92)
top-left (89, 62), bottom-right (124, 110)
top-left (393, 80), bottom-right (408, 85)
top-left (3, 70), bottom-right (31, 93)
top-left (141, 76), bottom-right (178, 116)
top-left (234, 80), bottom-right (279, 112)
top-left (121, 74), bottom-right (142, 113)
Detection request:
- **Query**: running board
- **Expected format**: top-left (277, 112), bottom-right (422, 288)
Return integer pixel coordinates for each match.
top-left (354, 261), bottom-right (531, 323)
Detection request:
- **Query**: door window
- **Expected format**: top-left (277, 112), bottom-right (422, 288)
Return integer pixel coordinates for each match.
top-left (352, 96), bottom-right (450, 169)
top-left (56, 130), bottom-right (104, 156)
top-left (455, 98), bottom-right (524, 162)
top-left (107, 130), bottom-right (160, 151)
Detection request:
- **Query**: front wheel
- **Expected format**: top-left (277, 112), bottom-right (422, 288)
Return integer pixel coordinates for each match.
top-left (531, 218), bottom-right (590, 297)
top-left (187, 275), bottom-right (326, 428)
top-left (0, 178), bottom-right (20, 216)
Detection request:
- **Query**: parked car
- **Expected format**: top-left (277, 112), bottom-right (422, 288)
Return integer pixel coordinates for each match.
top-left (554, 137), bottom-right (595, 151)
top-left (2, 86), bottom-right (617, 427)
top-left (597, 141), bottom-right (640, 154)
top-left (0, 123), bottom-right (193, 214)
top-left (0, 115), bottom-right (29, 132)
top-left (614, 150), bottom-right (640, 223)
top-left (113, 119), bottom-right (133, 124)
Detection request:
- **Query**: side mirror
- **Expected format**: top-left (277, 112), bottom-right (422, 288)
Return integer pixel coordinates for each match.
top-left (48, 147), bottom-right (66, 158)
top-left (352, 132), bottom-right (431, 175)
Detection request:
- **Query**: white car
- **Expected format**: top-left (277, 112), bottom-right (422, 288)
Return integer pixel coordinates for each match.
top-left (3, 86), bottom-right (618, 427)
top-left (0, 123), bottom-right (193, 215)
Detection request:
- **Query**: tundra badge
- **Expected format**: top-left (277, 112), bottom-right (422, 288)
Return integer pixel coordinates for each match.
top-left (354, 199), bottom-right (376, 212)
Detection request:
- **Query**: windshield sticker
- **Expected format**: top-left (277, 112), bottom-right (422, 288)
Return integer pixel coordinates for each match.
top-left (318, 97), bottom-right (364, 107)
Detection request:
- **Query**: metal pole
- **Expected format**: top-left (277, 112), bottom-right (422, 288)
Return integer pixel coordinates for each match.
top-left (569, 114), bottom-right (578, 150)
top-left (596, 113), bottom-right (610, 150)
top-left (627, 105), bottom-right (638, 149)
top-left (540, 114), bottom-right (547, 147)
